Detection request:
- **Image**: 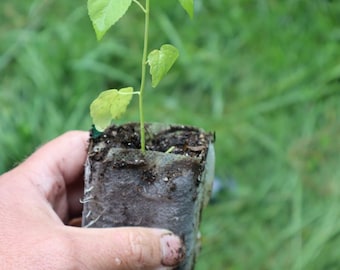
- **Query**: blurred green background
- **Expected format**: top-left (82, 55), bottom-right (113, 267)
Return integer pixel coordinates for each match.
top-left (1, 0), bottom-right (340, 269)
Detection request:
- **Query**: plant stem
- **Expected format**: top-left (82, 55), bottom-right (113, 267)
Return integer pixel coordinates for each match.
top-left (138, 0), bottom-right (150, 153)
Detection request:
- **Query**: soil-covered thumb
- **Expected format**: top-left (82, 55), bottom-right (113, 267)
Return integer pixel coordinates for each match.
top-left (64, 226), bottom-right (185, 270)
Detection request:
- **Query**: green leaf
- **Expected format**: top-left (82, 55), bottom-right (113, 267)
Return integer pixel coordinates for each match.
top-left (148, 44), bottom-right (179, 88)
top-left (87, 0), bottom-right (133, 40)
top-left (90, 87), bottom-right (133, 131)
top-left (178, 0), bottom-right (194, 18)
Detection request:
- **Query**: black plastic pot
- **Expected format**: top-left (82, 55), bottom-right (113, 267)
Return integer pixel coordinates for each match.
top-left (82, 123), bottom-right (215, 270)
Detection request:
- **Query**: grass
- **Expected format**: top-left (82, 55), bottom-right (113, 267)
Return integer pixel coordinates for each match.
top-left (1, 0), bottom-right (340, 269)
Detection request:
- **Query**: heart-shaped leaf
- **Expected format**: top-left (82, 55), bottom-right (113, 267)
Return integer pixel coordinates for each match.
top-left (148, 44), bottom-right (179, 88)
top-left (88, 0), bottom-right (133, 40)
top-left (90, 87), bottom-right (133, 131)
top-left (178, 0), bottom-right (194, 18)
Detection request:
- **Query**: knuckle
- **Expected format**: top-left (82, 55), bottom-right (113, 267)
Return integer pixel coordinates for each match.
top-left (124, 231), bottom-right (150, 268)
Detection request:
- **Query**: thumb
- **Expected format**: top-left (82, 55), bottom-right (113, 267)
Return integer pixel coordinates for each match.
top-left (65, 226), bottom-right (185, 270)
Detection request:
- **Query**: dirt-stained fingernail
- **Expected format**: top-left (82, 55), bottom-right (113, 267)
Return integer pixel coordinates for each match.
top-left (160, 233), bottom-right (185, 268)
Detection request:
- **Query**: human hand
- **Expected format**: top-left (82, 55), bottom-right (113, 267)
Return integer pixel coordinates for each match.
top-left (0, 131), bottom-right (184, 270)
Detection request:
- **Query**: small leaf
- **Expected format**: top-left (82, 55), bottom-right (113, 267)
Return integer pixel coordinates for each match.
top-left (178, 0), bottom-right (194, 18)
top-left (148, 44), bottom-right (179, 88)
top-left (90, 87), bottom-right (133, 131)
top-left (87, 0), bottom-right (133, 40)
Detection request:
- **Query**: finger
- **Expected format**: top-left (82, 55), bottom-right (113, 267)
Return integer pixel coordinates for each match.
top-left (22, 130), bottom-right (89, 185)
top-left (66, 227), bottom-right (185, 270)
top-left (11, 131), bottom-right (89, 220)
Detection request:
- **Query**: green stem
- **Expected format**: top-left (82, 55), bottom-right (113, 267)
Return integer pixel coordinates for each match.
top-left (139, 0), bottom-right (149, 153)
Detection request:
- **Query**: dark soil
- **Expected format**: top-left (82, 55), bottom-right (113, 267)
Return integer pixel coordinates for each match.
top-left (89, 123), bottom-right (215, 161)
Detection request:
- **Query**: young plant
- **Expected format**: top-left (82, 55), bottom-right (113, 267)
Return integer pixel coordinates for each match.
top-left (88, 0), bottom-right (194, 153)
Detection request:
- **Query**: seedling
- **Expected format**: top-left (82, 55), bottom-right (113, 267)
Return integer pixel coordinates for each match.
top-left (88, 0), bottom-right (194, 153)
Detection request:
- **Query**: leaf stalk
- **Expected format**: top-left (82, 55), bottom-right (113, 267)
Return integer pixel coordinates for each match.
top-left (132, 0), bottom-right (146, 13)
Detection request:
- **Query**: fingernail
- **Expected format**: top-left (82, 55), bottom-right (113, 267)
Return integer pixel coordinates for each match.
top-left (160, 233), bottom-right (185, 268)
